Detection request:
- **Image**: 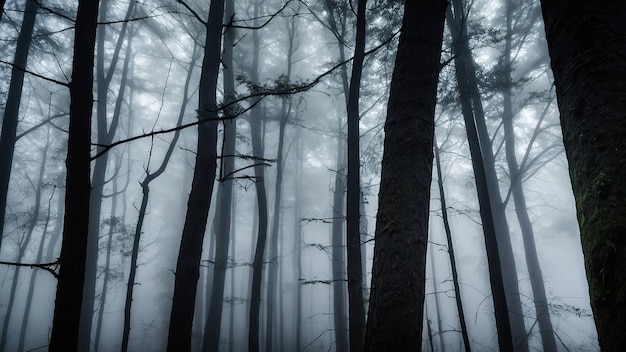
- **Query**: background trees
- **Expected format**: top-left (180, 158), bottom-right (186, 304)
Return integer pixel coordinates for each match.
top-left (0, 0), bottom-right (605, 351)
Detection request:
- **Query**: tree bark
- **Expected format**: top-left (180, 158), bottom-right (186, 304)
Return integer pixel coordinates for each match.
top-left (203, 0), bottom-right (236, 347)
top-left (166, 0), bottom-right (223, 350)
top-left (540, 2), bottom-right (626, 350)
top-left (345, 1), bottom-right (367, 350)
top-left (48, 0), bottom-right (100, 349)
top-left (364, 1), bottom-right (447, 350)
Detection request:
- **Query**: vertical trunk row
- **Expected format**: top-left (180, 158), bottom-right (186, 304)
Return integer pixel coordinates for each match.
top-left (248, 2), bottom-right (269, 349)
top-left (364, 1), bottom-right (447, 350)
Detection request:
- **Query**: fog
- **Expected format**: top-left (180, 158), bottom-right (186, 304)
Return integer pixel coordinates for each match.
top-left (0, 0), bottom-right (599, 351)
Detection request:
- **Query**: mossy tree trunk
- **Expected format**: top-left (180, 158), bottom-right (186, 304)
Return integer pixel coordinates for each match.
top-left (540, 1), bottom-right (626, 350)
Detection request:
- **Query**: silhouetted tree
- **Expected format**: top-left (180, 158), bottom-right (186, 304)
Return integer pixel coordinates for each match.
top-left (166, 0), bottom-right (224, 350)
top-left (49, 0), bottom-right (100, 349)
top-left (364, 1), bottom-right (447, 350)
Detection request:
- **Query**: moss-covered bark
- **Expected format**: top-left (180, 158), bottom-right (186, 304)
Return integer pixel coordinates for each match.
top-left (540, 2), bottom-right (626, 350)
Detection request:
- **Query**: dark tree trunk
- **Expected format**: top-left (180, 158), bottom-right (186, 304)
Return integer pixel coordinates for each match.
top-left (447, 5), bottom-right (515, 348)
top-left (364, 1), bottom-right (447, 350)
top-left (434, 138), bottom-right (471, 352)
top-left (0, 0), bottom-right (38, 249)
top-left (345, 1), bottom-right (367, 351)
top-left (79, 2), bottom-right (135, 347)
top-left (539, 2), bottom-right (626, 350)
top-left (248, 2), bottom-right (269, 350)
top-left (446, 2), bottom-right (525, 349)
top-left (203, 0), bottom-right (236, 347)
top-left (166, 0), bottom-right (224, 350)
top-left (324, 1), bottom-right (351, 350)
top-left (48, 0), bottom-right (100, 349)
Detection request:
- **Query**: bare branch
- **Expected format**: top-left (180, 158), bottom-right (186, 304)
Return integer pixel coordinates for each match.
top-left (0, 60), bottom-right (69, 87)
top-left (0, 260), bottom-right (60, 278)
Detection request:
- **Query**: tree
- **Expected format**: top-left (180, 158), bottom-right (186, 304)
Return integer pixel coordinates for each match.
top-left (364, 1), bottom-right (448, 350)
top-left (48, 0), bottom-right (100, 349)
top-left (0, 0), bottom-right (38, 249)
top-left (345, 0), bottom-right (367, 350)
top-left (433, 135), bottom-right (471, 352)
top-left (540, 2), bottom-right (626, 350)
top-left (202, 0), bottom-right (235, 347)
top-left (166, 0), bottom-right (224, 350)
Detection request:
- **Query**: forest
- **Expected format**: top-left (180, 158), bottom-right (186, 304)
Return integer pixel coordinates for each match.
top-left (1, 0), bottom-right (624, 351)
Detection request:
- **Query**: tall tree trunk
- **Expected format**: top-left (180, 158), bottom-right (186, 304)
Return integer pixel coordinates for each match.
top-left (48, 0), bottom-right (100, 349)
top-left (446, 2), bottom-right (526, 349)
top-left (434, 137), bottom-right (471, 352)
top-left (447, 5), bottom-right (515, 348)
top-left (0, 0), bottom-right (38, 249)
top-left (166, 0), bottom-right (224, 349)
top-left (501, 1), bottom-right (556, 350)
top-left (364, 1), bottom-right (447, 350)
top-left (321, 3), bottom-right (351, 350)
top-left (293, 136), bottom-right (303, 352)
top-left (332, 143), bottom-right (349, 352)
top-left (203, 0), bottom-right (237, 347)
top-left (79, 2), bottom-right (136, 348)
top-left (345, 1), bottom-right (367, 350)
top-left (248, 2), bottom-right (269, 350)
top-left (539, 2), bottom-right (626, 350)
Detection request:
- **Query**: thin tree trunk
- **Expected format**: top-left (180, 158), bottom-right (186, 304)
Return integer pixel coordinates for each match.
top-left (248, 2), bottom-right (269, 350)
top-left (429, 246), bottom-right (446, 352)
top-left (17, 160), bottom-right (56, 352)
top-left (0, 126), bottom-right (49, 351)
top-left (166, 0), bottom-right (224, 349)
top-left (332, 142), bottom-right (349, 352)
top-left (447, 3), bottom-right (524, 349)
top-left (93, 170), bottom-right (120, 352)
top-left (293, 136), bottom-right (303, 352)
top-left (345, 1), bottom-right (367, 350)
top-left (364, 1), bottom-right (447, 350)
top-left (434, 138), bottom-right (471, 352)
top-left (501, 2), bottom-right (556, 350)
top-left (0, 0), bottom-right (38, 249)
top-left (48, 0), bottom-right (100, 349)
